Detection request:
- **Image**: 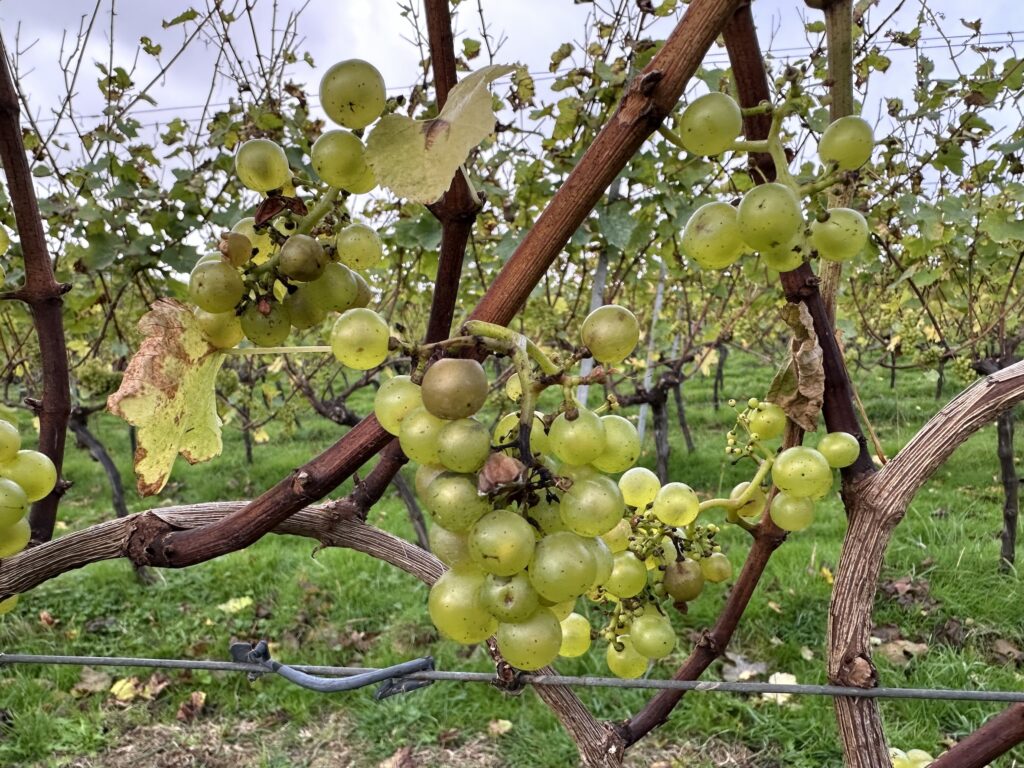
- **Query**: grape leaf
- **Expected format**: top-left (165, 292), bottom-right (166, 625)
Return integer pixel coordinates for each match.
top-left (107, 299), bottom-right (225, 495)
top-left (365, 64), bottom-right (514, 204)
top-left (766, 303), bottom-right (824, 432)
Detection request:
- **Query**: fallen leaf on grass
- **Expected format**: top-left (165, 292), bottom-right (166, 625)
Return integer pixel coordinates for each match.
top-left (762, 672), bottom-right (798, 705)
top-left (38, 610), bottom-right (57, 627)
top-left (991, 638), bottom-right (1023, 665)
top-left (176, 690), bottom-right (207, 722)
top-left (877, 640), bottom-right (929, 667)
top-left (378, 746), bottom-right (418, 768)
top-left (216, 596), bottom-right (253, 614)
top-left (721, 651), bottom-right (768, 682)
top-left (488, 719), bottom-right (513, 737)
top-left (800, 646), bottom-right (815, 661)
top-left (72, 667), bottom-right (112, 697)
top-left (109, 673), bottom-right (170, 704)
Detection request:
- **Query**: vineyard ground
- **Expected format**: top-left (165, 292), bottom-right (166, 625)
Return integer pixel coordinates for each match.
top-left (0, 356), bottom-right (1021, 767)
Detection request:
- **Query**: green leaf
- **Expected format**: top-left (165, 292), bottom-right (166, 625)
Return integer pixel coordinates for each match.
top-left (599, 200), bottom-right (635, 251)
top-left (980, 210), bottom-right (1024, 243)
top-left (462, 39), bottom-right (481, 60)
top-left (107, 299), bottom-right (225, 496)
top-left (162, 9), bottom-right (199, 28)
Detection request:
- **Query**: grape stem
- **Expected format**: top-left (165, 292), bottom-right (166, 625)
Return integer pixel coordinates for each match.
top-left (220, 345), bottom-right (333, 356)
top-left (697, 457), bottom-right (772, 513)
top-left (799, 169), bottom-right (846, 197)
top-left (656, 124), bottom-right (688, 151)
top-left (461, 320), bottom-right (560, 375)
top-left (296, 186), bottom-right (341, 235)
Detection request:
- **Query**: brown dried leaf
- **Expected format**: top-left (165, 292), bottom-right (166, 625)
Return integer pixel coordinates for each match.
top-left (991, 638), bottom-right (1023, 664)
top-left (766, 303), bottom-right (825, 432)
top-left (38, 610), bottom-right (57, 627)
top-left (378, 746), bottom-right (418, 768)
top-left (176, 690), bottom-right (207, 722)
top-left (877, 639), bottom-right (929, 667)
top-left (72, 667), bottom-right (112, 697)
top-left (721, 651), bottom-right (768, 682)
top-left (478, 452), bottom-right (525, 494)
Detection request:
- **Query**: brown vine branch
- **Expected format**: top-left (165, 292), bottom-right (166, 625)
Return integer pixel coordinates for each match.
top-left (928, 704), bottom-right (1024, 768)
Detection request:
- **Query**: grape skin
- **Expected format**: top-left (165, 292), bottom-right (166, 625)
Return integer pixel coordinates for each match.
top-left (189, 261), bottom-right (245, 314)
top-left (630, 613), bottom-right (676, 659)
top-left (677, 91), bottom-right (742, 156)
top-left (548, 408), bottom-right (606, 466)
top-left (195, 309), bottom-right (245, 349)
top-left (700, 552), bottom-right (733, 583)
top-left (421, 358), bottom-right (489, 420)
top-left (528, 531), bottom-right (596, 603)
top-left (311, 130), bottom-right (368, 189)
top-left (319, 59), bottom-right (387, 130)
top-left (330, 308), bottom-right (390, 370)
top-left (618, 467), bottom-right (660, 509)
top-left (335, 223), bottom-right (384, 270)
top-left (0, 478), bottom-right (28, 528)
top-left (663, 559), bottom-right (704, 602)
top-left (737, 183), bottom-right (803, 251)
top-left (235, 138), bottom-right (291, 192)
top-left (560, 476), bottom-right (625, 537)
top-left (428, 524), bottom-right (472, 569)
top-left (558, 613), bottom-right (592, 657)
top-left (652, 482), bottom-right (700, 526)
top-left (241, 302), bottom-right (291, 347)
top-left (0, 515), bottom-right (31, 557)
top-left (607, 636), bottom-right (648, 679)
top-left (479, 573), bottom-right (540, 622)
top-left (0, 450), bottom-right (57, 502)
top-left (423, 471), bottom-right (490, 532)
top-left (399, 407), bottom-right (446, 465)
top-left (817, 431), bottom-right (861, 468)
top-left (811, 208), bottom-right (869, 262)
top-left (818, 116), bottom-right (874, 170)
top-left (374, 375), bottom-right (423, 436)
top-left (436, 418), bottom-right (491, 473)
top-left (590, 415), bottom-right (641, 473)
top-left (308, 262), bottom-right (360, 313)
top-left (279, 234), bottom-right (327, 282)
top-left (772, 446), bottom-right (833, 499)
top-left (604, 551), bottom-right (647, 598)
top-left (769, 492), bottom-right (815, 532)
top-left (682, 201), bottom-right (746, 269)
top-left (749, 402), bottom-right (786, 440)
top-left (0, 419), bottom-right (22, 463)
top-left (468, 509), bottom-right (536, 576)
top-left (496, 609), bottom-right (562, 671)
top-left (580, 305), bottom-right (640, 364)
top-left (428, 567), bottom-right (496, 644)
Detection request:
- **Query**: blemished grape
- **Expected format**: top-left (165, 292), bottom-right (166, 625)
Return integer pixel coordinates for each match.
top-left (496, 609), bottom-right (562, 671)
top-left (580, 305), bottom-right (640, 364)
top-left (811, 208), bottom-right (869, 262)
top-left (548, 407), bottom-right (606, 465)
top-left (374, 376), bottom-right (423, 436)
top-left (0, 515), bottom-right (31, 557)
top-left (241, 302), bottom-right (291, 347)
top-left (220, 232), bottom-right (253, 268)
top-left (528, 531), bottom-right (596, 603)
top-left (677, 91), bottom-right (742, 155)
top-left (818, 115), bottom-right (874, 170)
top-left (235, 138), bottom-right (291, 192)
top-left (737, 183), bottom-right (803, 251)
top-left (424, 471), bottom-right (490, 532)
top-left (761, 237), bottom-right (805, 272)
top-left (607, 636), bottom-right (648, 679)
top-left (0, 419), bottom-right (21, 463)
top-left (493, 412), bottom-right (548, 457)
top-left (336, 223), bottom-right (384, 270)
top-left (772, 445), bottom-right (833, 499)
top-left (749, 402), bottom-right (786, 440)
top-left (525, 496), bottom-right (566, 534)
top-left (311, 130), bottom-right (368, 189)
top-left (0, 450), bottom-right (57, 502)
top-left (559, 613), bottom-right (592, 657)
top-left (652, 482), bottom-right (699, 526)
top-left (195, 308), bottom-right (245, 349)
top-left (0, 478), bottom-right (28, 528)
top-left (320, 59), bottom-right (386, 130)
top-left (428, 524), bottom-right (473, 569)
top-left (400, 407), bottom-right (446, 465)
top-left (663, 559), bottom-right (705, 602)
top-left (283, 286), bottom-right (327, 330)
top-left (437, 418), bottom-right (491, 473)
top-left (420, 358), bottom-right (489, 420)
top-left (0, 594), bottom-right (18, 615)
top-left (590, 415), bottom-right (641, 473)
top-left (682, 201), bottom-right (746, 269)
top-left (601, 518), bottom-right (631, 553)
top-left (308, 262), bottom-right (360, 313)
top-left (479, 572), bottom-right (540, 622)
top-left (468, 509), bottom-right (536, 576)
top-left (604, 551), bottom-right (647, 598)
top-left (769, 492), bottom-right (815, 532)
top-left (189, 261), bottom-right (245, 314)
top-left (560, 475), bottom-right (625, 537)
top-left (330, 308), bottom-right (390, 369)
top-left (618, 467), bottom-right (661, 509)
top-left (279, 234), bottom-right (327, 282)
top-left (646, 534), bottom-right (677, 570)
top-left (700, 552), bottom-right (733, 583)
top-left (428, 567), bottom-right (497, 644)
top-left (231, 217), bottom-right (274, 262)
top-left (729, 482), bottom-right (766, 523)
top-left (630, 613), bottom-right (676, 659)
top-left (817, 431), bottom-right (861, 468)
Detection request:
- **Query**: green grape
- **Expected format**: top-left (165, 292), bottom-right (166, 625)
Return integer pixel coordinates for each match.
top-left (219, 232), bottom-right (253, 268)
top-left (0, 594), bottom-right (17, 615)
top-left (428, 567), bottom-right (497, 644)
top-left (772, 446), bottom-right (833, 498)
top-left (279, 234), bottom-right (327, 282)
top-left (749, 402), bottom-right (786, 440)
top-left (414, 463), bottom-right (444, 500)
top-left (811, 208), bottom-right (868, 262)
top-left (546, 598), bottom-right (576, 621)
top-left (0, 450), bottom-right (56, 502)
top-left (0, 478), bottom-right (28, 528)
top-left (559, 463), bottom-right (599, 484)
top-left (819, 115), bottom-right (874, 170)
top-left (0, 419), bottom-right (21, 463)
top-left (548, 408), bottom-right (606, 465)
top-left (904, 750), bottom-right (934, 767)
top-left (580, 305), bottom-right (640, 364)
top-left (336, 223), bottom-right (384, 270)
top-left (345, 164), bottom-right (378, 194)
top-left (374, 376), bottom-right (423, 436)
top-left (0, 226), bottom-right (9, 256)
top-left (590, 415), bottom-right (640, 473)
top-left (618, 467), bottom-right (660, 509)
top-left (195, 309), bottom-right (244, 349)
top-left (729, 482), bottom-right (766, 523)
top-left (817, 431), bottom-right (861, 468)
top-left (604, 551), bottom-right (647, 598)
top-left (311, 130), bottom-right (368, 189)
top-left (235, 138), bottom-right (291, 192)
top-left (769, 492), bottom-right (815, 532)
top-left (890, 749), bottom-right (910, 768)
top-left (231, 217), bottom-right (274, 262)
top-left (421, 358), bottom-right (489, 420)
top-left (700, 552), bottom-right (732, 583)
top-left (469, 509), bottom-right (536, 576)
top-left (496, 609), bottom-right (562, 671)
top-left (0, 264), bottom-right (5, 285)
top-left (600, 518), bottom-right (631, 553)
top-left (479, 572), bottom-right (540, 622)
top-left (663, 559), bottom-right (705, 602)
top-left (677, 91), bottom-right (742, 155)
top-left (189, 261), bottom-right (245, 314)
top-left (352, 271), bottom-right (373, 308)
top-left (424, 471), bottom-right (490, 532)
top-left (505, 375), bottom-right (522, 403)
top-left (0, 515), bottom-right (31, 557)
top-left (493, 412), bottom-right (548, 457)
top-left (307, 262), bottom-right (360, 313)
top-left (646, 534), bottom-right (677, 571)
top-left (682, 201), bottom-right (746, 269)
top-left (319, 59), bottom-right (386, 130)
top-left (607, 636), bottom-right (648, 679)
top-left (559, 613), bottom-right (592, 657)
top-left (630, 613), bottom-right (676, 659)
top-left (241, 302), bottom-right (291, 347)
top-left (584, 535), bottom-right (614, 588)
top-left (528, 531), bottom-right (596, 603)
top-left (761, 237), bottom-right (805, 272)
top-left (737, 183), bottom-right (803, 251)
top-left (282, 286), bottom-right (327, 330)
top-left (330, 308), bottom-right (390, 369)
top-left (428, 523), bottom-right (473, 569)
top-left (652, 482), bottom-right (699, 526)
top-left (400, 407), bottom-right (446, 465)
top-left (437, 418), bottom-right (491, 473)
top-left (560, 476), bottom-right (624, 537)
top-left (525, 495), bottom-right (566, 534)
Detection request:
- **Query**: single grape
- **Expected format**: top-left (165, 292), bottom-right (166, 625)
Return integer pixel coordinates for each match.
top-left (590, 415), bottom-right (641, 473)
top-left (330, 308), bottom-right (390, 369)
top-left (282, 286), bottom-right (327, 330)
top-left (737, 183), bottom-right (803, 251)
top-left (618, 467), bottom-right (660, 509)
top-left (890, 749), bottom-right (911, 768)
top-left (600, 518), bottom-right (632, 553)
top-left (0, 478), bottom-right (28, 528)
top-left (311, 130), bottom-right (368, 189)
top-left (819, 115), bottom-right (874, 170)
top-left (817, 431), bottom-right (861, 468)
top-left (761, 236), bottom-right (806, 272)
top-left (0, 515), bottom-right (31, 557)
top-left (336, 223), bottom-right (384, 270)
top-left (307, 262), bottom-right (360, 313)
top-left (189, 261), bottom-right (245, 314)
top-left (811, 208), bottom-right (869, 262)
top-left (493, 412), bottom-right (548, 457)
top-left (772, 446), bottom-right (833, 498)
top-left (231, 217), bottom-right (274, 262)
top-left (630, 613), bottom-right (676, 659)
top-left (195, 309), bottom-right (245, 349)
top-left (607, 636), bottom-right (648, 679)
top-left (559, 613), bottom-right (592, 657)
top-left (604, 551), bottom-right (647, 598)
top-left (469, 509), bottom-right (536, 576)
top-left (220, 232), bottom-right (253, 268)
top-left (399, 406), bottom-right (446, 465)
top-left (241, 302), bottom-right (291, 347)
top-left (528, 531), bottom-right (596, 603)
top-left (677, 91), bottom-right (742, 155)
top-left (0, 419), bottom-right (21, 463)
top-left (279, 234), bottom-right (327, 282)
top-left (0, 450), bottom-right (57, 502)
top-left (663, 559), bottom-right (705, 602)
top-left (428, 567), bottom-right (496, 644)
top-left (479, 572), bottom-right (540, 622)
top-left (700, 552), bottom-right (733, 583)
top-left (580, 305), bottom-right (640, 364)
top-left (525, 495), bottom-right (566, 534)
top-left (769, 492), bottom-right (815, 532)
top-left (352, 271), bottom-right (373, 308)
top-left (414, 463), bottom-right (445, 500)
top-left (428, 523), bottom-right (473, 569)
top-left (235, 138), bottom-right (291, 192)
top-left (504, 375), bottom-right (523, 403)
top-left (496, 609), bottom-right (562, 671)
top-left (560, 475), bottom-right (625, 537)
top-left (374, 375), bottom-right (423, 436)
top-left (682, 201), bottom-right (746, 269)
top-left (749, 402), bottom-right (786, 440)
top-left (546, 599), bottom-right (576, 621)
top-left (424, 471), bottom-right (490, 532)
top-left (584, 535), bottom-right (614, 588)
top-left (729, 482), bottom-right (766, 523)
top-left (420, 358), bottom-right (488, 420)
top-left (0, 594), bottom-right (18, 615)
top-left (436, 418), bottom-right (491, 473)
top-left (319, 59), bottom-right (386, 130)
top-left (548, 407), bottom-right (606, 466)
top-left (652, 482), bottom-right (699, 526)
top-left (345, 164), bottom-right (378, 194)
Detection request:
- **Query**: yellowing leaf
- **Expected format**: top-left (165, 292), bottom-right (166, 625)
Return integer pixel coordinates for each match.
top-left (699, 347), bottom-right (719, 378)
top-left (107, 299), bottom-right (225, 495)
top-left (252, 428), bottom-right (270, 445)
top-left (366, 64), bottom-right (514, 203)
top-left (820, 565), bottom-right (834, 584)
top-left (766, 303), bottom-right (824, 432)
top-left (110, 677), bottom-right (142, 702)
top-left (488, 718), bottom-right (513, 736)
top-left (762, 672), bottom-right (798, 704)
top-left (217, 596), bottom-right (253, 614)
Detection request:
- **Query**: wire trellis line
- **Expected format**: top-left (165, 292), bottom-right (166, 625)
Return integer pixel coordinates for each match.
top-left (2, 652), bottom-right (1023, 703)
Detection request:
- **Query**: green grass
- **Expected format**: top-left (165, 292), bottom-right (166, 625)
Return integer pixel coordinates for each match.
top-left (0, 357), bottom-right (1021, 767)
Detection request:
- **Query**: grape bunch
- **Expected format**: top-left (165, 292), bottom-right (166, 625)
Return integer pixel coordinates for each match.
top-left (0, 418), bottom-right (59, 615)
top-left (187, 59), bottom-right (391, 352)
top-left (673, 91), bottom-right (875, 271)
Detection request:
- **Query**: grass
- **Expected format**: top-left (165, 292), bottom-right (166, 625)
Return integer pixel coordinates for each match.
top-left (0, 355), bottom-right (1021, 767)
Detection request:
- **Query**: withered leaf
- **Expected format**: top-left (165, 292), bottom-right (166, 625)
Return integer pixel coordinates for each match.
top-left (766, 303), bottom-right (825, 432)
